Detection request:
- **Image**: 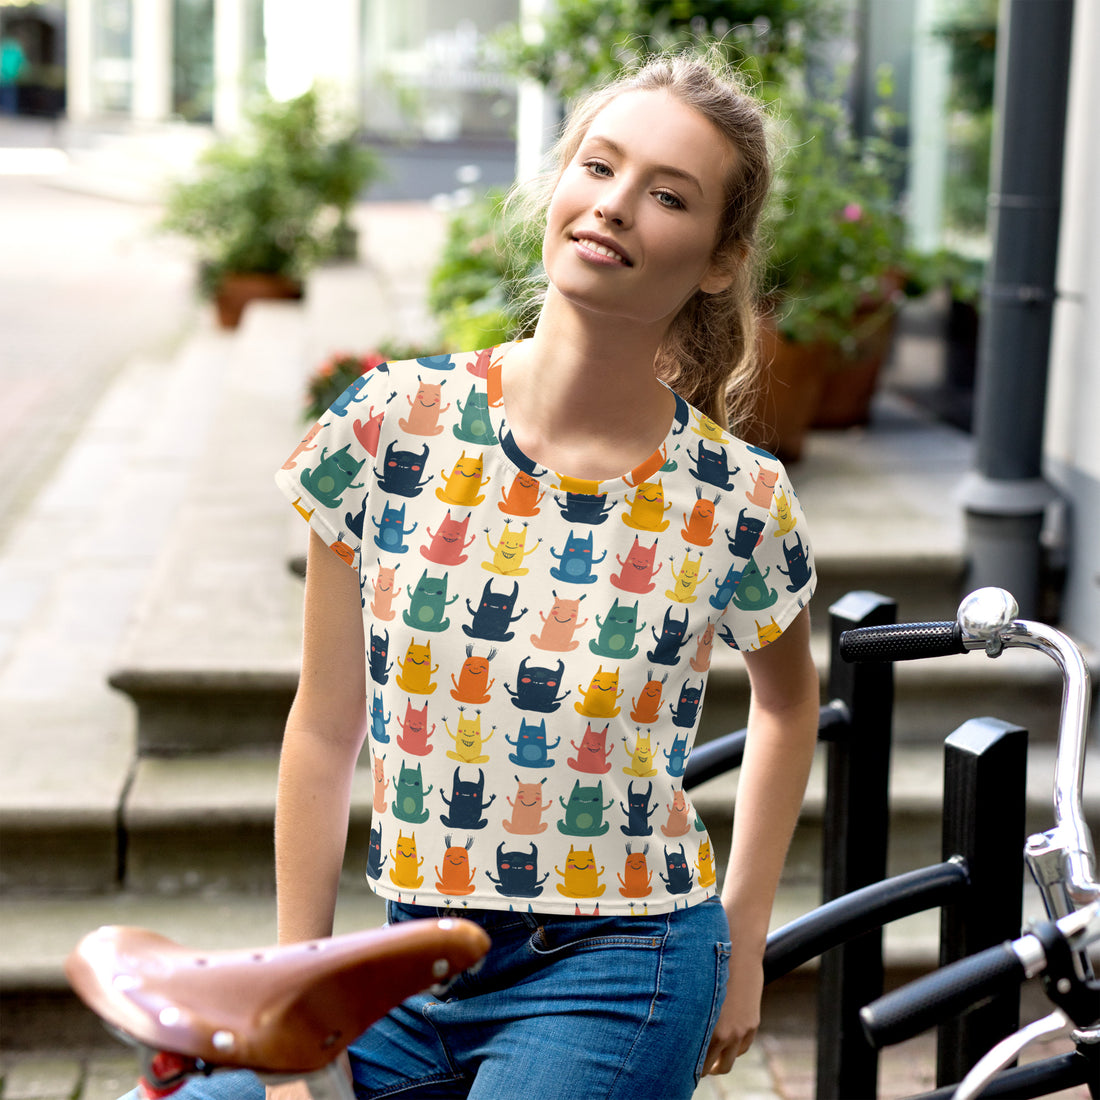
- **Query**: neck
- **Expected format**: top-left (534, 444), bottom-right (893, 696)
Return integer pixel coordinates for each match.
top-left (499, 289), bottom-right (676, 481)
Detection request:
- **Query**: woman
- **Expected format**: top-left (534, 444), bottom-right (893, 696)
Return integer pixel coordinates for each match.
top-left (230, 49), bottom-right (817, 1100)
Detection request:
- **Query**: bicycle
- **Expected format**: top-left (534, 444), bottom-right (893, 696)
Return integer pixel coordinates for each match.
top-left (65, 917), bottom-right (490, 1100)
top-left (840, 586), bottom-right (1099, 1099)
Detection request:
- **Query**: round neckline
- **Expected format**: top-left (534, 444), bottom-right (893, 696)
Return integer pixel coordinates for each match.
top-left (486, 341), bottom-right (686, 498)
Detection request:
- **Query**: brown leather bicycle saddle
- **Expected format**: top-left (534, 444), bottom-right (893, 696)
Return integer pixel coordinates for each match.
top-left (65, 919), bottom-right (490, 1075)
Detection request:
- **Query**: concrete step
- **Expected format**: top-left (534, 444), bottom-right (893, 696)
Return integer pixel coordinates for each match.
top-left (0, 856), bottom-right (1060, 1052)
top-left (99, 743), bottom-right (1100, 896)
top-left (0, 327), bottom-right (237, 895)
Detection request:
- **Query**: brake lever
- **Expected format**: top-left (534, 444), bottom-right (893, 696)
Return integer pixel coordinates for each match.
top-left (952, 1010), bottom-right (1070, 1100)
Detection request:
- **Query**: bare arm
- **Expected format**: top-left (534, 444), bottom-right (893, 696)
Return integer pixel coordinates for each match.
top-left (275, 528), bottom-right (368, 945)
top-left (704, 605), bottom-right (819, 1075)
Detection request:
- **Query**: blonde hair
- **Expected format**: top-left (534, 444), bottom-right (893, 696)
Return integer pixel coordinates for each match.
top-left (508, 49), bottom-right (772, 431)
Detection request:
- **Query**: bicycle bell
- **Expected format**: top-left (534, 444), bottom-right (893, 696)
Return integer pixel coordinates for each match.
top-left (957, 587), bottom-right (1019, 656)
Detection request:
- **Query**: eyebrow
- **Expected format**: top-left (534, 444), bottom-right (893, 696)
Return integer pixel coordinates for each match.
top-left (580, 135), bottom-right (705, 194)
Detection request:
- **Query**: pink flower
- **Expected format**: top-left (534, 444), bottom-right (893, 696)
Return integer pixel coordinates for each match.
top-left (842, 202), bottom-right (863, 222)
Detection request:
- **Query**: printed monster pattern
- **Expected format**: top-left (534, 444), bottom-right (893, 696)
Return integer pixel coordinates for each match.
top-left (275, 344), bottom-right (816, 916)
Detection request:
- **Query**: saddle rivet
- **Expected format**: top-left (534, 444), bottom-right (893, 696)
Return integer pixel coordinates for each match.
top-left (432, 958), bottom-right (450, 979)
top-left (212, 1030), bottom-right (236, 1052)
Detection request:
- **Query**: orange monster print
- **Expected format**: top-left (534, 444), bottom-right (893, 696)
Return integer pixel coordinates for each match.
top-left (435, 835), bottom-right (477, 896)
top-left (629, 671), bottom-right (667, 724)
top-left (498, 471), bottom-right (545, 517)
top-left (618, 842), bottom-right (653, 898)
top-left (450, 645), bottom-right (497, 704)
top-left (682, 490), bottom-right (721, 547)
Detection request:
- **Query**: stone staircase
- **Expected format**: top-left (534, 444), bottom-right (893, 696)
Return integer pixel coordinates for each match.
top-left (2, 219), bottom-right (1097, 1049)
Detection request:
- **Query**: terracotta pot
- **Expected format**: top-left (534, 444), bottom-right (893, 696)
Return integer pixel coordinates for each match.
top-left (744, 318), bottom-right (828, 463)
top-left (812, 301), bottom-right (899, 429)
top-left (214, 273), bottom-right (304, 329)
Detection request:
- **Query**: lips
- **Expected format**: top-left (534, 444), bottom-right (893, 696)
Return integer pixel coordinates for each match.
top-left (572, 232), bottom-right (633, 266)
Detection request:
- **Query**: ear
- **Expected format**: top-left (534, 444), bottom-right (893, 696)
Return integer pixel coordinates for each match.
top-left (698, 241), bottom-right (747, 296)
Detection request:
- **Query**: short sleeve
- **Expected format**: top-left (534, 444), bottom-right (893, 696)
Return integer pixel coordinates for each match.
top-left (718, 462), bottom-right (816, 651)
top-left (274, 364), bottom-right (391, 568)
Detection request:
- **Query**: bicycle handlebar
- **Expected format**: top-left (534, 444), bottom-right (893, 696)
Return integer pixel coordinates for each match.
top-left (860, 943), bottom-right (1028, 1048)
top-left (861, 902), bottom-right (1100, 1051)
top-left (838, 621), bottom-right (964, 662)
top-left (839, 586), bottom-right (1098, 911)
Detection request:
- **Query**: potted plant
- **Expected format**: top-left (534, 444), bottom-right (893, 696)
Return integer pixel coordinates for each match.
top-left (161, 88), bottom-right (382, 328)
top-left (749, 72), bottom-right (914, 459)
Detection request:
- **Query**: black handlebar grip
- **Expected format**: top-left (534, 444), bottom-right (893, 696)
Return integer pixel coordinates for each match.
top-left (839, 621), bottom-right (965, 663)
top-left (860, 943), bottom-right (1026, 1048)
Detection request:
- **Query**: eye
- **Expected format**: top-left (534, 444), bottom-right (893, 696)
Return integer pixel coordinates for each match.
top-left (584, 159), bottom-right (613, 177)
top-left (655, 190), bottom-right (685, 210)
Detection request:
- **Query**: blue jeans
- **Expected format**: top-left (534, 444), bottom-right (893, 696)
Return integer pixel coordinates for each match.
top-left (126, 898), bottom-right (731, 1099)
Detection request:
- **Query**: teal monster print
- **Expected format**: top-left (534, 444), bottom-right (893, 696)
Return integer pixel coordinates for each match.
top-left (731, 556), bottom-right (778, 611)
top-left (300, 444), bottom-right (365, 509)
top-left (403, 570), bottom-right (459, 632)
top-left (557, 779), bottom-right (613, 836)
top-left (589, 598), bottom-right (645, 659)
top-left (392, 762), bottom-right (433, 823)
top-left (453, 385), bottom-right (499, 445)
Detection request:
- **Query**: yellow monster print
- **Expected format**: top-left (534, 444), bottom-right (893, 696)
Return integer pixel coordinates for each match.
top-left (664, 551), bottom-right (710, 604)
top-left (483, 521), bottom-right (541, 576)
top-left (436, 452), bottom-right (489, 507)
top-left (291, 497), bottom-right (316, 522)
top-left (555, 844), bottom-right (606, 898)
top-left (754, 617), bottom-right (783, 648)
top-left (622, 481), bottom-right (671, 532)
top-left (770, 486), bottom-right (798, 536)
top-left (445, 709), bottom-right (494, 763)
top-left (389, 830), bottom-right (424, 889)
top-left (696, 839), bottom-right (717, 889)
top-left (622, 729), bottom-right (659, 777)
top-left (691, 412), bottom-right (726, 441)
top-left (396, 638), bottom-right (439, 695)
top-left (574, 666), bottom-right (623, 718)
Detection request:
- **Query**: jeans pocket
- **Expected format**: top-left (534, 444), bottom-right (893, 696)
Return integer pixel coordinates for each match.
top-left (693, 940), bottom-right (733, 1083)
top-left (528, 914), bottom-right (668, 957)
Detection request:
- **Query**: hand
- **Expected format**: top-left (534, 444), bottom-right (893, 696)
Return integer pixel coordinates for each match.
top-left (701, 944), bottom-right (764, 1077)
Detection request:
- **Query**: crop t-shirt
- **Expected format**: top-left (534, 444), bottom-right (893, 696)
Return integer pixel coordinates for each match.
top-left (275, 344), bottom-right (816, 916)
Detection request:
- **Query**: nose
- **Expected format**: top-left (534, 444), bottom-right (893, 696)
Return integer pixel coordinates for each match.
top-left (595, 183), bottom-right (633, 229)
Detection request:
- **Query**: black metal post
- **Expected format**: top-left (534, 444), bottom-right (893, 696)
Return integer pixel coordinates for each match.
top-left (815, 591), bottom-right (897, 1100)
top-left (936, 717), bottom-right (1028, 1088)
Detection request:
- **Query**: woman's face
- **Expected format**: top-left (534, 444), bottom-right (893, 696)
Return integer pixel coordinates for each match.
top-left (543, 88), bottom-right (736, 331)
